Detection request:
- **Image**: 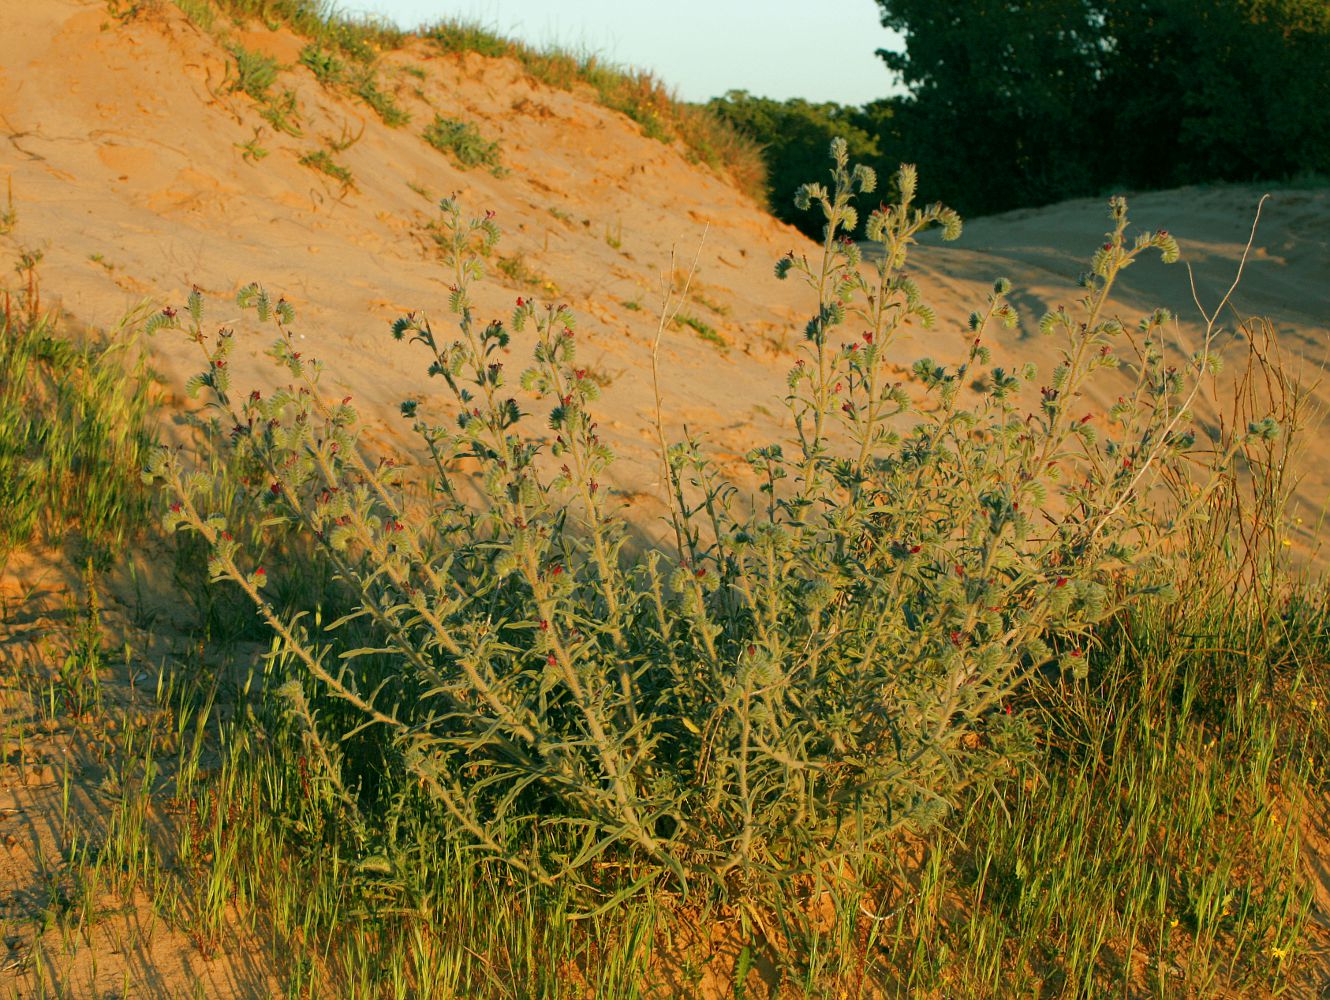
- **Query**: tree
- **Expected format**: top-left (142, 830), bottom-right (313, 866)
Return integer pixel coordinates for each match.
top-left (874, 0), bottom-right (1330, 215)
top-left (874, 1), bottom-right (1108, 215)
top-left (1101, 1), bottom-right (1330, 187)
top-left (707, 91), bottom-right (897, 238)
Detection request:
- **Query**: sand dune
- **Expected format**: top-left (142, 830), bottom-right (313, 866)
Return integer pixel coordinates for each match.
top-left (2, 3), bottom-right (1329, 995)
top-left (2, 0), bottom-right (1326, 550)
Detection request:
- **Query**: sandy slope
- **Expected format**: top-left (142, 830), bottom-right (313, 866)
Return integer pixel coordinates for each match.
top-left (2, 0), bottom-right (1327, 552)
top-left (1, 1), bottom-right (1329, 995)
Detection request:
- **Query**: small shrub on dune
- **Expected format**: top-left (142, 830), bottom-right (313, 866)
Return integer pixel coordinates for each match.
top-left (422, 114), bottom-right (503, 174)
top-left (146, 142), bottom-right (1267, 901)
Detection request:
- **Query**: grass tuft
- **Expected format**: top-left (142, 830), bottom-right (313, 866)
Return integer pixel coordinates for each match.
top-left (0, 257), bottom-right (156, 564)
top-left (421, 114), bottom-right (503, 174)
top-left (298, 147), bottom-right (352, 187)
top-left (422, 18), bottom-right (767, 206)
top-left (676, 312), bottom-right (726, 351)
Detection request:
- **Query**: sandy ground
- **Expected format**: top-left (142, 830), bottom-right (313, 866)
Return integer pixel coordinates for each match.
top-left (1, 0), bottom-right (1328, 995)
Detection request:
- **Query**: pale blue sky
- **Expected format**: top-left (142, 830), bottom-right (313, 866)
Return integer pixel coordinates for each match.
top-left (335, 0), bottom-right (905, 105)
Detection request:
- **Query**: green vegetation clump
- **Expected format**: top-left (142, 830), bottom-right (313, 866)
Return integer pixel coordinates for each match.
top-left (225, 43), bottom-right (278, 101)
top-left (708, 90), bottom-right (895, 239)
top-left (715, 2), bottom-right (1330, 231)
top-left (349, 70), bottom-right (408, 127)
top-left (0, 256), bottom-right (155, 563)
top-left (190, 0), bottom-right (403, 59)
top-left (149, 143), bottom-right (1266, 907)
top-left (422, 114), bottom-right (502, 173)
top-left (675, 312), bottom-right (726, 350)
top-left (424, 19), bottom-right (767, 205)
top-left (297, 42), bottom-right (407, 127)
top-left (221, 44), bottom-right (303, 137)
top-left (297, 42), bottom-right (346, 86)
top-left (3, 140), bottom-right (1327, 992)
top-left (298, 147), bottom-right (352, 187)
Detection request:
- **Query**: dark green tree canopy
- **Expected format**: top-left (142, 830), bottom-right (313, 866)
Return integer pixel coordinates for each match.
top-left (875, 0), bottom-right (1330, 215)
top-left (707, 90), bottom-right (897, 238)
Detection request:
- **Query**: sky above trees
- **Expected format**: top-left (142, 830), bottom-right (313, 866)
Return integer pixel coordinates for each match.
top-left (335, 0), bottom-right (905, 104)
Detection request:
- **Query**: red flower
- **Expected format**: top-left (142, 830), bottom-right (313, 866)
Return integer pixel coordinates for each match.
top-left (169, 502), bottom-right (182, 514)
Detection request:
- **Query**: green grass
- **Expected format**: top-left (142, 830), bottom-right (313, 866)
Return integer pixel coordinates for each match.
top-left (296, 43), bottom-right (406, 127)
top-left (421, 114), bottom-right (503, 173)
top-left (2, 156), bottom-right (1328, 999)
top-left (676, 311), bottom-right (727, 350)
top-left (298, 147), bottom-right (352, 187)
top-left (297, 42), bottom-right (347, 86)
top-left (0, 261), bottom-right (156, 565)
top-left (423, 19), bottom-right (766, 206)
top-left (225, 43), bottom-right (278, 102)
top-left (349, 65), bottom-right (409, 127)
top-left (188, 0), bottom-right (404, 61)
top-left (160, 4), bottom-right (764, 206)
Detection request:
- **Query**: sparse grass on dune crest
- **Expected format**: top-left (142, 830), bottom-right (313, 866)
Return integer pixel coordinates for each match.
top-left (422, 18), bottom-right (769, 206)
top-left (177, 0), bottom-right (405, 59)
top-left (154, 1), bottom-right (769, 208)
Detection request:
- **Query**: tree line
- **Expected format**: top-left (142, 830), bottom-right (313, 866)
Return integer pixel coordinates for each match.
top-left (709, 0), bottom-right (1330, 236)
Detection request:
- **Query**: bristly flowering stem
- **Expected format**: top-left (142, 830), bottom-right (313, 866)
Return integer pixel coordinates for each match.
top-left (148, 147), bottom-right (1261, 895)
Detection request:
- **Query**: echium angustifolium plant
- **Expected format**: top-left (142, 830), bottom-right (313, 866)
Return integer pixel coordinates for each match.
top-left (145, 139), bottom-right (1266, 894)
